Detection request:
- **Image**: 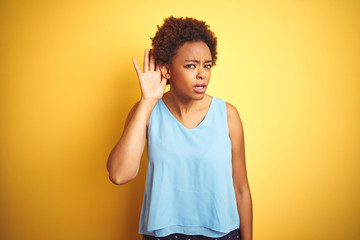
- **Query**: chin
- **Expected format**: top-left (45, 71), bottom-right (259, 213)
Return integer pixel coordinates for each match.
top-left (192, 93), bottom-right (206, 100)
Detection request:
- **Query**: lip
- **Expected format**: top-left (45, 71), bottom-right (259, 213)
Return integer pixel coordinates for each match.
top-left (193, 84), bottom-right (207, 94)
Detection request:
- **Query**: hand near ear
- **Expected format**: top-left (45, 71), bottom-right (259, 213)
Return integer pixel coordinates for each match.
top-left (133, 49), bottom-right (167, 101)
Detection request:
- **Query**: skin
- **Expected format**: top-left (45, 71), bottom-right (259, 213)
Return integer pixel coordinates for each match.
top-left (106, 41), bottom-right (253, 240)
top-left (160, 41), bottom-right (213, 129)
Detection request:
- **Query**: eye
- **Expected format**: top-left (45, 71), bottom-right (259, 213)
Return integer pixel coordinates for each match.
top-left (204, 64), bottom-right (212, 69)
top-left (185, 64), bottom-right (196, 68)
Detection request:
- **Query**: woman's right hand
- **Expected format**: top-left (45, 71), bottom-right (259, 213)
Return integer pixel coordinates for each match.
top-left (107, 49), bottom-right (166, 185)
top-left (132, 49), bottom-right (167, 101)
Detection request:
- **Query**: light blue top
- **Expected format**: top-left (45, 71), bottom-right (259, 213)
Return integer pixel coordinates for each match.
top-left (139, 96), bottom-right (240, 238)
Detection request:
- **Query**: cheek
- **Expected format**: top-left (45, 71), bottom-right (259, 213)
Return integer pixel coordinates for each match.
top-left (207, 71), bottom-right (212, 79)
top-left (172, 69), bottom-right (193, 80)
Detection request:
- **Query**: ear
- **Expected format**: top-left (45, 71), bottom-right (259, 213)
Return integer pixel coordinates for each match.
top-left (160, 64), bottom-right (171, 80)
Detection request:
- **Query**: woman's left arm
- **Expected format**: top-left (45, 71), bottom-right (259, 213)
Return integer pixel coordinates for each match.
top-left (227, 102), bottom-right (253, 240)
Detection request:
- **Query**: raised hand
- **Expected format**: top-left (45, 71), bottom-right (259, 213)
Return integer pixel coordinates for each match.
top-left (133, 49), bottom-right (167, 101)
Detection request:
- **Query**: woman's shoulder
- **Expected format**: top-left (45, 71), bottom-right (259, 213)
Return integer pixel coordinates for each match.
top-left (210, 96), bottom-right (239, 116)
top-left (209, 96), bottom-right (241, 123)
top-left (225, 101), bottom-right (239, 117)
top-left (223, 101), bottom-right (244, 136)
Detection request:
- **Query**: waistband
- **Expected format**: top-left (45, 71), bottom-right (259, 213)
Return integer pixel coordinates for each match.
top-left (143, 228), bottom-right (240, 240)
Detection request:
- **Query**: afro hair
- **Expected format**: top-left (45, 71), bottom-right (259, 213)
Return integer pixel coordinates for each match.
top-left (151, 16), bottom-right (218, 67)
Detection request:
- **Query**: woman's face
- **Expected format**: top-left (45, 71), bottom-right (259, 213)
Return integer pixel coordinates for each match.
top-left (165, 41), bottom-right (212, 101)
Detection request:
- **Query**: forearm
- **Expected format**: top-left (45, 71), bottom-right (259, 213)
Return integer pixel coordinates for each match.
top-left (107, 99), bottom-right (157, 185)
top-left (235, 190), bottom-right (253, 240)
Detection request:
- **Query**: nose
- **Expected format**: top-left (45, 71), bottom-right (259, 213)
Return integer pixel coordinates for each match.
top-left (197, 68), bottom-right (206, 80)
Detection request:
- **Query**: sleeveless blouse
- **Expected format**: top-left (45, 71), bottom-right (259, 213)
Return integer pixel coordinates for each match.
top-left (139, 96), bottom-right (240, 238)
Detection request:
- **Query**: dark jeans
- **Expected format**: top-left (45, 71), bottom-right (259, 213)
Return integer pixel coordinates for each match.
top-left (143, 228), bottom-right (240, 240)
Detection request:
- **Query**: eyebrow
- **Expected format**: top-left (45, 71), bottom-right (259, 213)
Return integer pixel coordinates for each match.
top-left (185, 60), bottom-right (212, 63)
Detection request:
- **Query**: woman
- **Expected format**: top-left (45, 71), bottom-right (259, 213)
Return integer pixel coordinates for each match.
top-left (107, 16), bottom-right (253, 240)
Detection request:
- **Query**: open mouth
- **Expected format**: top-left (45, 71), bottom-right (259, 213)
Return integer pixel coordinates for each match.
top-left (193, 84), bottom-right (207, 93)
top-left (194, 84), bottom-right (206, 89)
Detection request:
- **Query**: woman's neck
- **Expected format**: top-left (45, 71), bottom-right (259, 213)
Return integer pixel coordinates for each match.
top-left (163, 90), bottom-right (208, 117)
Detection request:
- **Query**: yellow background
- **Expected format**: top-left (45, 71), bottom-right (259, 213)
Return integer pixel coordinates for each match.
top-left (1, 0), bottom-right (359, 239)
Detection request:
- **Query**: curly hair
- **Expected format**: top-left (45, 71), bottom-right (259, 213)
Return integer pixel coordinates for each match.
top-left (151, 16), bottom-right (218, 67)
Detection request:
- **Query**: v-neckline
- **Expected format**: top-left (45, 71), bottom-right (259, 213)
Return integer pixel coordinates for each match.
top-left (160, 97), bottom-right (214, 130)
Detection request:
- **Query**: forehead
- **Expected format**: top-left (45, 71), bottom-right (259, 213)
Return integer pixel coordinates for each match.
top-left (174, 41), bottom-right (212, 60)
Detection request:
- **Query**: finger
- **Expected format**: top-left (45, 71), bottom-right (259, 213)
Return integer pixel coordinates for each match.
top-left (160, 76), bottom-right (167, 87)
top-left (155, 64), bottom-right (164, 79)
top-left (143, 49), bottom-right (149, 72)
top-left (149, 49), bottom-right (155, 71)
top-left (132, 58), bottom-right (142, 78)
top-left (155, 64), bottom-right (160, 73)
top-left (157, 65), bottom-right (167, 85)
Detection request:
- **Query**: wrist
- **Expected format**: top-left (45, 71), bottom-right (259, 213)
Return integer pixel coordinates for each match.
top-left (139, 97), bottom-right (159, 109)
top-left (140, 96), bottom-right (160, 103)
